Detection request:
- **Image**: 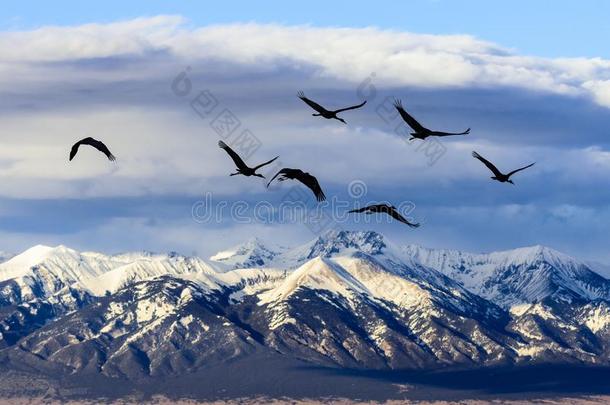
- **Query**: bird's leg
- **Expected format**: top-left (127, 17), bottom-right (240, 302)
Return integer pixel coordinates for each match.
top-left (230, 172), bottom-right (240, 176)
top-left (312, 113), bottom-right (321, 116)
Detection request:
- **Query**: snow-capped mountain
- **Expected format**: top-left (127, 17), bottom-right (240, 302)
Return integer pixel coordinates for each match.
top-left (587, 260), bottom-right (610, 280)
top-left (401, 244), bottom-right (610, 309)
top-left (1, 231), bottom-right (610, 382)
top-left (209, 237), bottom-right (284, 270)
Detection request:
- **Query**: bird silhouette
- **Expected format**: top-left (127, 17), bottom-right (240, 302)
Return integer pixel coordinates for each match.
top-left (218, 141), bottom-right (278, 178)
top-left (298, 91), bottom-right (366, 124)
top-left (69, 137), bottom-right (115, 161)
top-left (472, 151), bottom-right (535, 184)
top-left (393, 99), bottom-right (470, 140)
top-left (349, 204), bottom-right (420, 228)
top-left (267, 168), bottom-right (326, 201)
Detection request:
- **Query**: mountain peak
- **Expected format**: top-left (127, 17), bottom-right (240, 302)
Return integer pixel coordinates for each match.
top-left (2, 244), bottom-right (77, 270)
top-left (489, 244), bottom-right (581, 269)
top-left (210, 237), bottom-right (281, 269)
top-left (257, 256), bottom-right (363, 305)
top-left (306, 230), bottom-right (387, 259)
top-left (401, 242), bottom-right (605, 309)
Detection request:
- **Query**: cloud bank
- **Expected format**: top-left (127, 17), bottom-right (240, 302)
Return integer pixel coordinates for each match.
top-left (0, 16), bottom-right (608, 261)
top-left (1, 16), bottom-right (609, 105)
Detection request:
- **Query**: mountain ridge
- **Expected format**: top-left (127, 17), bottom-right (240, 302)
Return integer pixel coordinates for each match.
top-left (1, 230), bottom-right (610, 384)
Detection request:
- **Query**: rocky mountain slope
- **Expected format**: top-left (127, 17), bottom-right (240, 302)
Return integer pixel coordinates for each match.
top-left (0, 231), bottom-right (609, 382)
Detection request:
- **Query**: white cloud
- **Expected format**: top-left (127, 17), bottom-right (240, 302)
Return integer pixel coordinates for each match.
top-left (0, 17), bottom-right (609, 106)
top-left (583, 80), bottom-right (610, 107)
top-left (0, 15), bottom-right (184, 62)
top-left (1, 16), bottom-right (610, 261)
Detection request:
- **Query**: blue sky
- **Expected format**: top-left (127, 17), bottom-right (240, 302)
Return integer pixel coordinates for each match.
top-left (1, 1), bottom-right (610, 58)
top-left (0, 4), bottom-right (608, 261)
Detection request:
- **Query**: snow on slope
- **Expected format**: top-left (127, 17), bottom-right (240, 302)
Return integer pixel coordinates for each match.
top-left (258, 257), bottom-right (367, 306)
top-left (402, 244), bottom-right (610, 308)
top-left (256, 235), bottom-right (503, 328)
top-left (2, 232), bottom-right (609, 315)
top-left (0, 245), bottom-right (128, 301)
top-left (87, 256), bottom-right (219, 296)
top-left (276, 230), bottom-right (392, 267)
top-left (0, 243), bottom-right (290, 305)
top-left (587, 260), bottom-right (610, 280)
top-left (209, 237), bottom-right (285, 270)
top-left (5, 232), bottom-right (610, 371)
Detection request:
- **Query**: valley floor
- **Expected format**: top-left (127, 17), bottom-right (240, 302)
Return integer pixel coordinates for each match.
top-left (2, 358), bottom-right (610, 404)
top-left (1, 396), bottom-right (610, 404)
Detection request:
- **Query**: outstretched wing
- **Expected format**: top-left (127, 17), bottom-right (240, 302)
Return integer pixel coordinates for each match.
top-left (219, 140), bottom-right (248, 171)
top-left (253, 155), bottom-right (279, 171)
top-left (507, 162), bottom-right (535, 178)
top-left (393, 99), bottom-right (428, 133)
top-left (70, 137), bottom-right (115, 161)
top-left (334, 100), bottom-right (367, 113)
top-left (267, 168), bottom-right (325, 201)
top-left (296, 171), bottom-right (326, 202)
top-left (297, 91), bottom-right (328, 114)
top-left (431, 128), bottom-right (471, 137)
top-left (266, 168), bottom-right (288, 188)
top-left (88, 138), bottom-right (116, 161)
top-left (348, 206), bottom-right (369, 213)
top-left (472, 151), bottom-right (503, 177)
top-left (386, 206), bottom-right (420, 228)
top-left (69, 139), bottom-right (85, 161)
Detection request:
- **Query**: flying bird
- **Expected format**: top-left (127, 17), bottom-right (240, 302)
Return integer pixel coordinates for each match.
top-left (218, 141), bottom-right (278, 178)
top-left (298, 91), bottom-right (366, 124)
top-left (349, 204), bottom-right (420, 228)
top-left (69, 137), bottom-right (115, 161)
top-left (393, 99), bottom-right (470, 140)
top-left (267, 168), bottom-right (326, 201)
top-left (472, 151), bottom-right (535, 184)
